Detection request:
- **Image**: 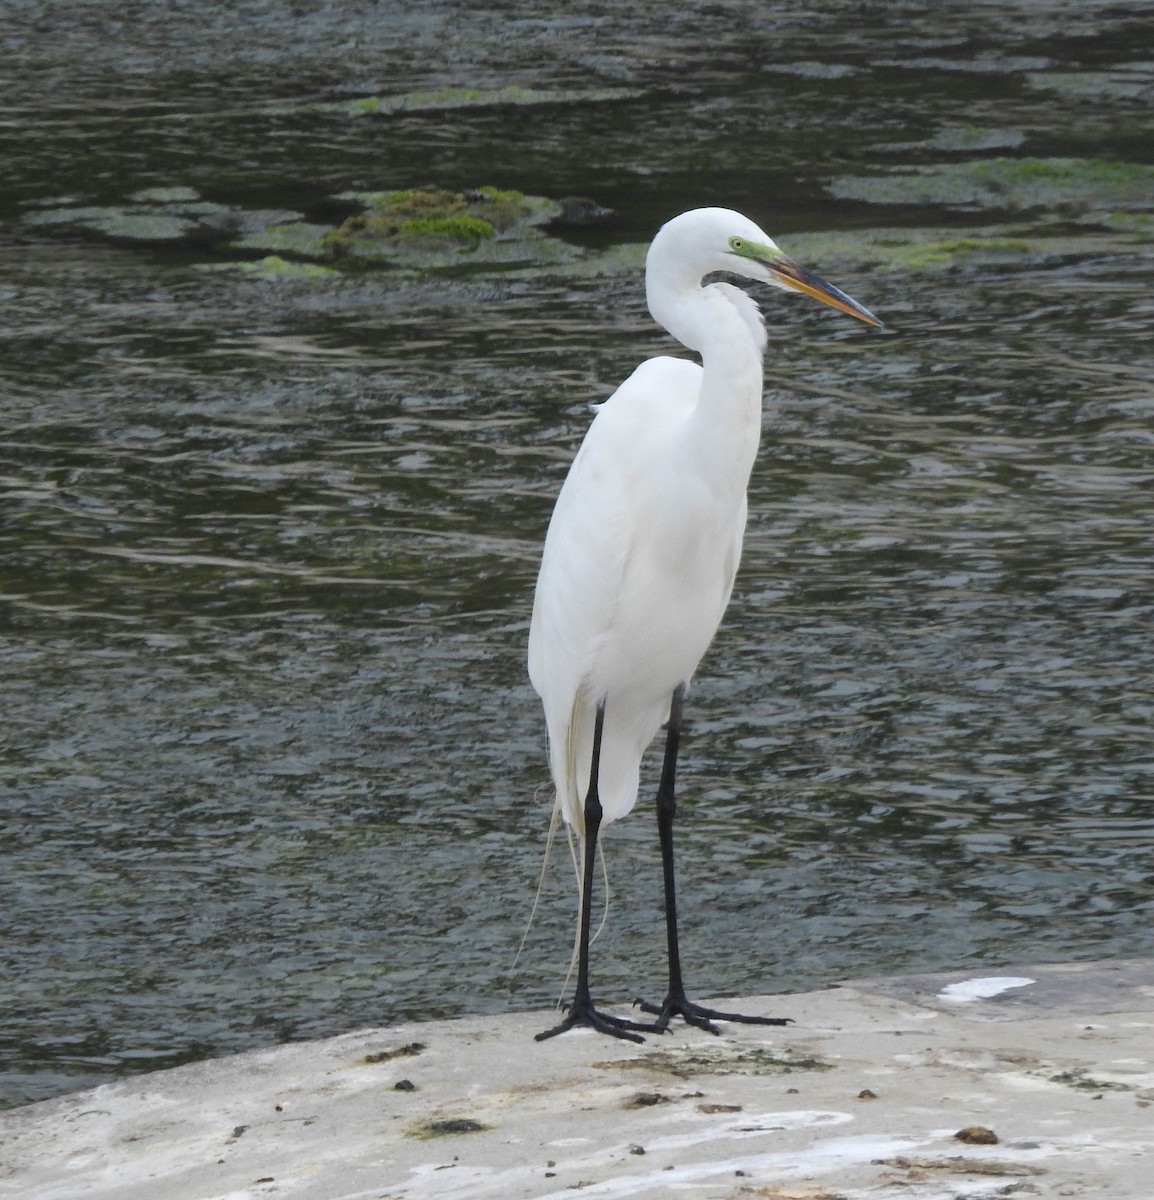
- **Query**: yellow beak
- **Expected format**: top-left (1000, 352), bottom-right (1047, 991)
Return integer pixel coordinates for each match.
top-left (768, 254), bottom-right (882, 327)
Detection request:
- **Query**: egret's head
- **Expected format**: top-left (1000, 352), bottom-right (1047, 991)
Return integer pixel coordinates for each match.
top-left (651, 207), bottom-right (882, 328)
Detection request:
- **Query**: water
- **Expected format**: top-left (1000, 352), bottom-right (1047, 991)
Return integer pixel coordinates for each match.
top-left (3, 1), bottom-right (1153, 1109)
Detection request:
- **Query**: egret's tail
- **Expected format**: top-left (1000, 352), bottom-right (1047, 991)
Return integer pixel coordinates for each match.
top-left (557, 689), bottom-right (589, 835)
top-left (556, 686), bottom-right (651, 830)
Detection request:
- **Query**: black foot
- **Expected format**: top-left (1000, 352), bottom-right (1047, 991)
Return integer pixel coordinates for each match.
top-left (636, 991), bottom-right (793, 1036)
top-left (536, 995), bottom-right (656, 1043)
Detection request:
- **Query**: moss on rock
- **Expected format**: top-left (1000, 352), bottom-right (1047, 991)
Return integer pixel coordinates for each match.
top-left (322, 186), bottom-right (537, 263)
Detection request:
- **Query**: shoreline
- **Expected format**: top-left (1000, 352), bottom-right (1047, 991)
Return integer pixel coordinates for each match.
top-left (3, 959), bottom-right (1152, 1199)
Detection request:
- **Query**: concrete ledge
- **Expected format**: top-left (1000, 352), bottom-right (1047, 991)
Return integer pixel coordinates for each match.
top-left (3, 960), bottom-right (1153, 1199)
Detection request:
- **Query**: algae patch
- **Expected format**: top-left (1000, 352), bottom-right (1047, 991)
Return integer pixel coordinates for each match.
top-left (235, 255), bottom-right (338, 281)
top-left (22, 187), bottom-right (313, 252)
top-left (928, 126), bottom-right (1026, 153)
top-left (320, 186), bottom-right (580, 268)
top-left (231, 222), bottom-right (333, 260)
top-left (19, 182), bottom-right (595, 274)
top-left (405, 1116), bottom-right (489, 1139)
top-left (829, 156), bottom-right (1154, 214)
top-left (598, 1044), bottom-right (832, 1079)
top-left (1048, 1069), bottom-right (1135, 1093)
top-left (357, 1041), bottom-right (426, 1066)
top-left (322, 187), bottom-right (515, 259)
top-left (779, 220), bottom-right (1147, 276)
top-left (23, 198), bottom-right (224, 242)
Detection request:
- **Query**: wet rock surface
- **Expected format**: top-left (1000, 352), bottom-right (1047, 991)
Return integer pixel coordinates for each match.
top-left (2, 962), bottom-right (1152, 1199)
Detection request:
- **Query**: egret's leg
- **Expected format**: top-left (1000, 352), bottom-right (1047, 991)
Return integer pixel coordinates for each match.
top-left (537, 700), bottom-right (650, 1043)
top-left (637, 684), bottom-right (791, 1034)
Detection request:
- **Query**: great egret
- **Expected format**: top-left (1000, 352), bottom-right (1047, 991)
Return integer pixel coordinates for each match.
top-left (529, 207), bottom-right (880, 1042)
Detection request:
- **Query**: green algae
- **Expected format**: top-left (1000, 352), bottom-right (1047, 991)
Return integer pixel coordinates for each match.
top-left (328, 187), bottom-right (522, 250)
top-left (235, 255), bottom-right (338, 281)
top-left (398, 214), bottom-right (494, 245)
top-left (321, 185), bottom-right (577, 267)
top-left (322, 188), bottom-right (500, 260)
top-left (17, 181), bottom-right (584, 272)
top-left (20, 187), bottom-right (296, 248)
top-left (775, 220), bottom-right (1146, 276)
top-left (19, 175), bottom-right (1147, 286)
top-left (23, 197), bottom-right (226, 242)
top-left (231, 221), bottom-right (333, 258)
top-left (830, 156), bottom-right (1154, 213)
top-left (37, 208), bottom-right (200, 241)
top-left (897, 236), bottom-right (1032, 270)
top-left (1102, 211), bottom-right (1154, 233)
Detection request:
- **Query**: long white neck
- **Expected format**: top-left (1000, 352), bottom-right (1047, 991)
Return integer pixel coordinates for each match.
top-left (647, 264), bottom-right (767, 487)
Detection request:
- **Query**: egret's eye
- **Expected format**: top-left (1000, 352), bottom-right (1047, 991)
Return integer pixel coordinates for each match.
top-left (729, 236), bottom-right (744, 251)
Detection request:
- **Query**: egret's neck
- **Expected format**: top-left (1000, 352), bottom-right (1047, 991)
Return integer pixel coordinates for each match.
top-left (647, 272), bottom-right (767, 483)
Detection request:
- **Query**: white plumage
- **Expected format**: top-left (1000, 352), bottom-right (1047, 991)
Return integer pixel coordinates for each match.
top-left (529, 302), bottom-right (760, 829)
top-left (528, 207), bottom-right (880, 1042)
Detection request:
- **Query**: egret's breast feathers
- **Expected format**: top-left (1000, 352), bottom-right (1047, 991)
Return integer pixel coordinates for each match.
top-left (528, 352), bottom-right (748, 826)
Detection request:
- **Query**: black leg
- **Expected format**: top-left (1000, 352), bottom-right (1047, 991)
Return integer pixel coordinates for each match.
top-left (537, 700), bottom-right (650, 1043)
top-left (636, 684), bottom-right (792, 1034)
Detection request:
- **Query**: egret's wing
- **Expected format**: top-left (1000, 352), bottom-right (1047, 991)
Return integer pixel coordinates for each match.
top-left (528, 356), bottom-right (702, 826)
top-left (529, 355), bottom-right (700, 695)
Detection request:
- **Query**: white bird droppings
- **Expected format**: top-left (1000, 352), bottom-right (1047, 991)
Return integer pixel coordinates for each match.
top-left (937, 976), bottom-right (1036, 1003)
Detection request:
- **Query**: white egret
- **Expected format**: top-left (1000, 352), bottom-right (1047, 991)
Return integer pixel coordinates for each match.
top-left (529, 207), bottom-right (881, 1042)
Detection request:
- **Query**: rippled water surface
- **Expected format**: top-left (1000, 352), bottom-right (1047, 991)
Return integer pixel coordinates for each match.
top-left (3, 1), bottom-right (1153, 1107)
